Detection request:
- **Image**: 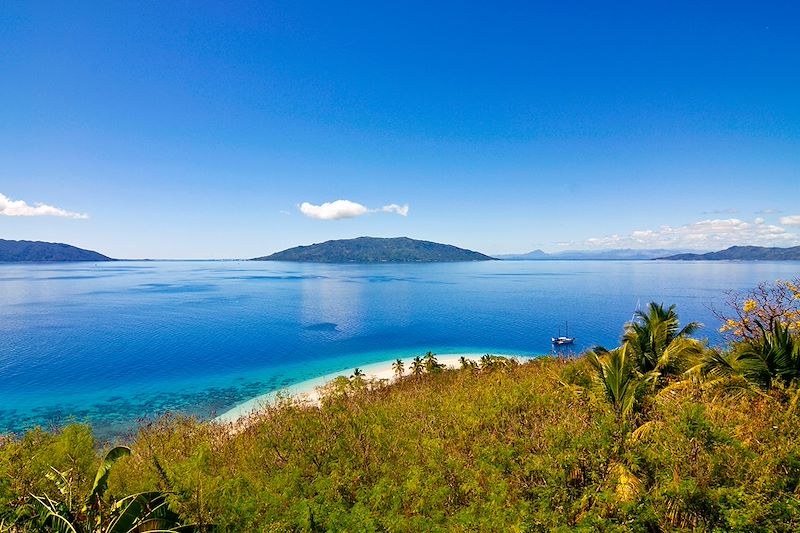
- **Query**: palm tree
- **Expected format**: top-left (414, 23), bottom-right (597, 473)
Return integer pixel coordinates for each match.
top-left (411, 356), bottom-right (424, 376)
top-left (744, 320), bottom-right (800, 388)
top-left (480, 354), bottom-right (495, 370)
top-left (587, 344), bottom-right (651, 418)
top-left (350, 367), bottom-right (364, 380)
top-left (392, 358), bottom-right (404, 379)
top-left (695, 320), bottom-right (800, 391)
top-left (622, 302), bottom-right (703, 379)
top-left (459, 356), bottom-right (470, 369)
top-left (423, 351), bottom-right (441, 373)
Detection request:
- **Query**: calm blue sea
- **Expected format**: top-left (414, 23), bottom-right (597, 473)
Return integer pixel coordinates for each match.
top-left (1, 260), bottom-right (797, 438)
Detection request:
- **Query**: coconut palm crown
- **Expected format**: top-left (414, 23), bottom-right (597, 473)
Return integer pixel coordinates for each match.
top-left (392, 358), bottom-right (404, 379)
top-left (622, 302), bottom-right (703, 378)
top-left (692, 319), bottom-right (800, 391)
top-left (411, 356), bottom-right (424, 376)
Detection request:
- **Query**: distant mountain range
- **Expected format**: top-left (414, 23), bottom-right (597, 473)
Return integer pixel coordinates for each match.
top-left (4, 239), bottom-right (796, 263)
top-left (497, 248), bottom-right (693, 260)
top-left (253, 237), bottom-right (495, 263)
top-left (0, 239), bottom-right (113, 262)
top-left (657, 245), bottom-right (800, 261)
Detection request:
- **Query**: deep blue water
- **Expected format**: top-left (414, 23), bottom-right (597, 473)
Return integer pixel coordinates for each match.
top-left (1, 260), bottom-right (797, 438)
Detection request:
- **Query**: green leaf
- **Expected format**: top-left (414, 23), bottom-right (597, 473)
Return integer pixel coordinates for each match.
top-left (87, 446), bottom-right (131, 506)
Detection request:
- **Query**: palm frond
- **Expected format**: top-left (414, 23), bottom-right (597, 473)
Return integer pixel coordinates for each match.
top-left (622, 302), bottom-right (703, 378)
top-left (610, 461), bottom-right (643, 502)
top-left (87, 446), bottom-right (132, 508)
top-left (31, 494), bottom-right (78, 533)
top-left (628, 420), bottom-right (661, 444)
top-left (588, 344), bottom-right (642, 417)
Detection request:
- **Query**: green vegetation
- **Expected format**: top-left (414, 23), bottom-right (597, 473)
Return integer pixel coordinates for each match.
top-left (251, 236), bottom-right (495, 263)
top-left (3, 280), bottom-right (800, 531)
top-left (32, 445), bottom-right (185, 533)
top-left (658, 245), bottom-right (800, 261)
top-left (0, 239), bottom-right (113, 262)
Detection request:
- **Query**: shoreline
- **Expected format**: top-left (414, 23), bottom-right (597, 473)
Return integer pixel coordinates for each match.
top-left (214, 353), bottom-right (537, 425)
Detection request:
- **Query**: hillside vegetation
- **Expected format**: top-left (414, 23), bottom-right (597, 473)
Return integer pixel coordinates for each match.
top-left (658, 245), bottom-right (800, 261)
top-left (2, 280), bottom-right (800, 532)
top-left (0, 239), bottom-right (113, 262)
top-left (252, 236), bottom-right (495, 263)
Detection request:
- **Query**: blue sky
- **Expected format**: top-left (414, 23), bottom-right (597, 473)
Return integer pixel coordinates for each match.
top-left (1, 1), bottom-right (799, 258)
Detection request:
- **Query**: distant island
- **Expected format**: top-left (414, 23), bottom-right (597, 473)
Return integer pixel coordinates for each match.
top-left (0, 239), bottom-right (113, 262)
top-left (498, 248), bottom-right (695, 261)
top-left (252, 236), bottom-right (495, 263)
top-left (657, 245), bottom-right (800, 261)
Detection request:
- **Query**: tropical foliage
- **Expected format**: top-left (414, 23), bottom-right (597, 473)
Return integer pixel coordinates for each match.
top-left (621, 302), bottom-right (703, 380)
top-left (693, 320), bottom-right (800, 391)
top-left (392, 358), bottom-right (404, 378)
top-left (4, 441), bottom-right (185, 532)
top-left (587, 344), bottom-right (651, 418)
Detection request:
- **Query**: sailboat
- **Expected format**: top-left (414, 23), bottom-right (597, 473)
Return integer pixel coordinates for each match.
top-left (552, 321), bottom-right (575, 346)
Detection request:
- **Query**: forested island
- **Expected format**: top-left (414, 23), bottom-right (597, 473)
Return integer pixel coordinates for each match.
top-left (252, 236), bottom-right (495, 263)
top-left (0, 239), bottom-right (113, 262)
top-left (3, 279), bottom-right (800, 531)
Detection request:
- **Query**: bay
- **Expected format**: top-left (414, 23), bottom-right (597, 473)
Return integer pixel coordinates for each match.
top-left (1, 259), bottom-right (797, 438)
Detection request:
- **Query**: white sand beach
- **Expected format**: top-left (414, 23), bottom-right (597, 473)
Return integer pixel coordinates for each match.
top-left (215, 353), bottom-right (534, 426)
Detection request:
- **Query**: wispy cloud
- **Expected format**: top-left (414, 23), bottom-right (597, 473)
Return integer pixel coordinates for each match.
top-left (0, 192), bottom-right (88, 219)
top-left (780, 215), bottom-right (800, 226)
top-left (584, 218), bottom-right (799, 249)
top-left (757, 208), bottom-right (782, 215)
top-left (299, 199), bottom-right (409, 220)
top-left (702, 208), bottom-right (739, 215)
top-left (380, 204), bottom-right (409, 216)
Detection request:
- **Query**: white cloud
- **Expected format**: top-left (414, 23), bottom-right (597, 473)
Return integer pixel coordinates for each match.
top-left (584, 218), bottom-right (799, 249)
top-left (779, 215), bottom-right (800, 226)
top-left (299, 199), bottom-right (409, 220)
top-left (380, 204), bottom-right (409, 216)
top-left (300, 200), bottom-right (368, 220)
top-left (0, 192), bottom-right (88, 219)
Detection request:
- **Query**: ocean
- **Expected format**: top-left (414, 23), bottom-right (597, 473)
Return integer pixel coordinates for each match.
top-left (1, 259), bottom-right (797, 438)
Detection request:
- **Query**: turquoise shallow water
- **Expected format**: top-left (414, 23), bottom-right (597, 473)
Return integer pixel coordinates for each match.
top-left (0, 259), bottom-right (797, 438)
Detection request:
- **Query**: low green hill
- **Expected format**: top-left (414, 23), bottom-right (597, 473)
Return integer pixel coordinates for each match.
top-left (252, 236), bottom-right (495, 263)
top-left (658, 245), bottom-right (800, 261)
top-left (0, 239), bottom-right (113, 262)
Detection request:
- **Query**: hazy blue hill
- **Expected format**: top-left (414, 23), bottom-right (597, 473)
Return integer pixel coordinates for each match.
top-left (497, 249), bottom-right (548, 260)
top-left (498, 248), bottom-right (690, 260)
top-left (252, 236), bottom-right (495, 263)
top-left (0, 239), bottom-right (113, 262)
top-left (658, 245), bottom-right (800, 261)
